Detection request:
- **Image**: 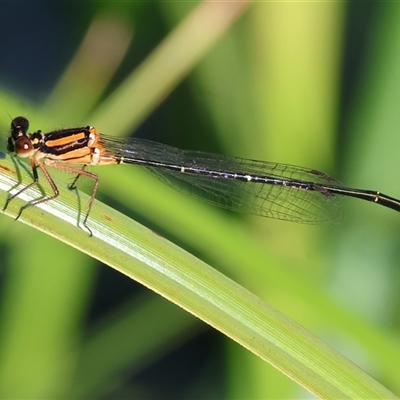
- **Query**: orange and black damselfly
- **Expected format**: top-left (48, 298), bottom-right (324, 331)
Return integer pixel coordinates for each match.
top-left (5, 116), bottom-right (400, 236)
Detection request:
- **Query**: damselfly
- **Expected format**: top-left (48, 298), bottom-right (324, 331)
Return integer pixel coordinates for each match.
top-left (5, 116), bottom-right (400, 236)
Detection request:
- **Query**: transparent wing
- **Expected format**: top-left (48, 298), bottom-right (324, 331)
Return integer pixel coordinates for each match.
top-left (145, 166), bottom-right (344, 223)
top-left (101, 136), bottom-right (344, 223)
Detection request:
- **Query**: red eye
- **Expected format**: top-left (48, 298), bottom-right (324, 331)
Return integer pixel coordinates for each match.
top-left (14, 137), bottom-right (33, 157)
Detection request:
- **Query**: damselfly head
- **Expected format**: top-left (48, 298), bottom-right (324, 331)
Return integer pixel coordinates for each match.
top-left (7, 117), bottom-right (34, 157)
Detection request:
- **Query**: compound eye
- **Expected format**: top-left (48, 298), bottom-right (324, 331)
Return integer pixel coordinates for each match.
top-left (11, 116), bottom-right (29, 138)
top-left (14, 136), bottom-right (33, 157)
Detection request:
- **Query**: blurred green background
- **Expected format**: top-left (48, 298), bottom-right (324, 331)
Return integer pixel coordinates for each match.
top-left (0, 1), bottom-right (400, 398)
